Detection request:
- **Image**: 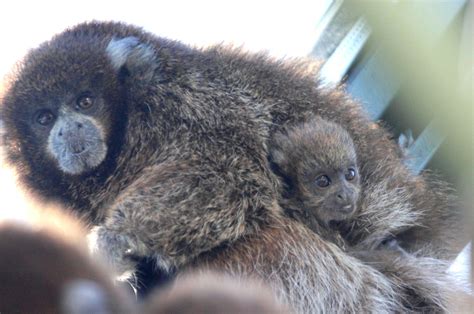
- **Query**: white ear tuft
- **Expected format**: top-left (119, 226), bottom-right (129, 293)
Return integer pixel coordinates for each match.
top-left (270, 148), bottom-right (286, 167)
top-left (106, 37), bottom-right (157, 78)
top-left (106, 37), bottom-right (140, 71)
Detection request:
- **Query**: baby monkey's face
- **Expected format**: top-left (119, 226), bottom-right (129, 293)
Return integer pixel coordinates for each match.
top-left (299, 164), bottom-right (360, 226)
top-left (270, 117), bottom-right (361, 227)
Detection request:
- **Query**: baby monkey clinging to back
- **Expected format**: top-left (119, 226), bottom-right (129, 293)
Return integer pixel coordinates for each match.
top-left (269, 116), bottom-right (455, 312)
top-left (270, 115), bottom-right (360, 239)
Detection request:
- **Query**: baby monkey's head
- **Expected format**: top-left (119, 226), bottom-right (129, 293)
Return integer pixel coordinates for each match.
top-left (271, 116), bottom-right (360, 226)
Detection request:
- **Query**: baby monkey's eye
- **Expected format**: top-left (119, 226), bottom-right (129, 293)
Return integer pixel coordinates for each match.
top-left (76, 94), bottom-right (94, 110)
top-left (36, 110), bottom-right (55, 126)
top-left (345, 168), bottom-right (357, 181)
top-left (315, 175), bottom-right (331, 188)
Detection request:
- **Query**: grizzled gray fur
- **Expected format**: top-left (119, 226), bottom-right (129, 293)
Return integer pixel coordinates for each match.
top-left (1, 21), bottom-right (466, 312)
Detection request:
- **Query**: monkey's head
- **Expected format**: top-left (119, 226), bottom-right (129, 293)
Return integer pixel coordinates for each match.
top-left (1, 22), bottom-right (159, 218)
top-left (270, 117), bottom-right (360, 226)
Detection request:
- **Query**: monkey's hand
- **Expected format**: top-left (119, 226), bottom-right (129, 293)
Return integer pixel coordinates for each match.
top-left (88, 224), bottom-right (149, 281)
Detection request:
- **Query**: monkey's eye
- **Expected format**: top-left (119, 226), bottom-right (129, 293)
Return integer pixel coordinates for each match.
top-left (345, 168), bottom-right (357, 181)
top-left (76, 94), bottom-right (94, 110)
top-left (35, 110), bottom-right (55, 126)
top-left (315, 175), bottom-right (331, 188)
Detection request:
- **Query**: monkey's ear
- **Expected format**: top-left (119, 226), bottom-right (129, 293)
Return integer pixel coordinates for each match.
top-left (269, 146), bottom-right (295, 193)
top-left (269, 147), bottom-right (286, 168)
top-left (269, 133), bottom-right (290, 167)
top-left (106, 36), bottom-right (157, 81)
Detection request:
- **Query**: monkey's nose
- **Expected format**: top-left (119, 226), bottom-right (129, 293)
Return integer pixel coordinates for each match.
top-left (72, 146), bottom-right (86, 154)
top-left (336, 193), bottom-right (350, 205)
top-left (69, 141), bottom-right (87, 154)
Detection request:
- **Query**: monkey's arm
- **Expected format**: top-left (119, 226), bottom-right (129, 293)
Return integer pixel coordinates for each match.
top-left (89, 157), bottom-right (277, 277)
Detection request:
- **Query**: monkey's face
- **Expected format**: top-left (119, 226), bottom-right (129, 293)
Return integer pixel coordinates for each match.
top-left (270, 117), bottom-right (361, 226)
top-left (41, 93), bottom-right (108, 175)
top-left (5, 77), bottom-right (116, 176)
top-left (1, 24), bottom-right (158, 220)
top-left (298, 164), bottom-right (360, 226)
top-left (1, 43), bottom-right (126, 179)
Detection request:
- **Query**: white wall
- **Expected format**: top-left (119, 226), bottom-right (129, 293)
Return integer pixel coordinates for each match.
top-left (0, 0), bottom-right (332, 78)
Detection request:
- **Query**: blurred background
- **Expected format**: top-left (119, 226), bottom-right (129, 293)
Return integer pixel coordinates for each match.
top-left (0, 0), bottom-right (472, 288)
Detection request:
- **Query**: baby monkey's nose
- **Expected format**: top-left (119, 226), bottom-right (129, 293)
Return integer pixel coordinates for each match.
top-left (336, 192), bottom-right (350, 205)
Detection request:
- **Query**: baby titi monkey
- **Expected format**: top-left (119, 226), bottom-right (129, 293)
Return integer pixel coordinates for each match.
top-left (270, 117), bottom-right (458, 312)
top-left (270, 116), bottom-right (360, 238)
top-left (270, 116), bottom-right (407, 253)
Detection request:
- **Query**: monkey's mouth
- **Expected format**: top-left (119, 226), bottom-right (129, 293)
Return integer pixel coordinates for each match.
top-left (68, 144), bottom-right (89, 155)
top-left (324, 204), bottom-right (356, 225)
top-left (329, 220), bottom-right (344, 229)
top-left (340, 204), bottom-right (355, 214)
top-left (56, 142), bottom-right (107, 175)
top-left (47, 115), bottom-right (108, 175)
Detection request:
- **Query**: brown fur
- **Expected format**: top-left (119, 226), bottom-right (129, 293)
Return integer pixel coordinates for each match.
top-left (142, 271), bottom-right (289, 314)
top-left (351, 247), bottom-right (456, 312)
top-left (269, 116), bottom-right (360, 244)
top-left (270, 118), bottom-right (458, 312)
top-left (193, 216), bottom-right (404, 313)
top-left (0, 21), bottom-right (465, 312)
top-left (0, 206), bottom-right (132, 314)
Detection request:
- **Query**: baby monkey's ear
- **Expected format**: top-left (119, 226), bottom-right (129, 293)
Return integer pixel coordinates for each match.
top-left (106, 36), bottom-right (157, 82)
top-left (269, 132), bottom-right (291, 174)
top-left (269, 147), bottom-right (286, 169)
